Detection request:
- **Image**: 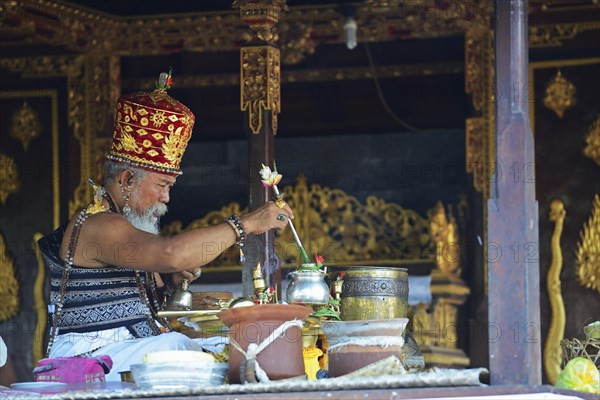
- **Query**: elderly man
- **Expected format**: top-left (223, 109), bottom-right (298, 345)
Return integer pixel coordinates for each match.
top-left (38, 73), bottom-right (292, 380)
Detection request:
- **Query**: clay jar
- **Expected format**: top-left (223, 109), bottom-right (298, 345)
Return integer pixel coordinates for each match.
top-left (321, 318), bottom-right (408, 377)
top-left (217, 304), bottom-right (312, 383)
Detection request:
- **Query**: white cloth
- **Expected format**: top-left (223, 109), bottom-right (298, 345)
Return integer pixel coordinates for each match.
top-left (50, 328), bottom-right (227, 381)
top-left (0, 336), bottom-right (7, 367)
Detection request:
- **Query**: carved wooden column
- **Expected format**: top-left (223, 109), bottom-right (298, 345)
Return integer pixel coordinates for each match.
top-left (235, 0), bottom-right (286, 296)
top-left (488, 0), bottom-right (541, 385)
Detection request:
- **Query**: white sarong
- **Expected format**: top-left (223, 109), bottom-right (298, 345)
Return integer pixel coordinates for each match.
top-left (50, 328), bottom-right (227, 381)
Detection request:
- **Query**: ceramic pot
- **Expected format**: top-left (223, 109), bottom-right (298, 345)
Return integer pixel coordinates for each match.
top-left (217, 304), bottom-right (312, 383)
top-left (321, 318), bottom-right (408, 377)
top-left (286, 268), bottom-right (330, 306)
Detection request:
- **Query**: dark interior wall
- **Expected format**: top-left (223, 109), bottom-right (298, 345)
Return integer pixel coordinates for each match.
top-left (534, 61), bottom-right (600, 368)
top-left (162, 129), bottom-right (468, 230)
top-left (0, 80), bottom-right (69, 381)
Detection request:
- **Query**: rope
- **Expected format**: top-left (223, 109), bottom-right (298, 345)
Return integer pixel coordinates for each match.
top-left (327, 335), bottom-right (405, 353)
top-left (228, 319), bottom-right (304, 383)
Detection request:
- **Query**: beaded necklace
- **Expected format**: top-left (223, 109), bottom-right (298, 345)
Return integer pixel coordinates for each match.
top-left (46, 188), bottom-right (171, 357)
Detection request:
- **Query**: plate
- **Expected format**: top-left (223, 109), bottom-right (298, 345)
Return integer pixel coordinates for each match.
top-left (11, 382), bottom-right (68, 392)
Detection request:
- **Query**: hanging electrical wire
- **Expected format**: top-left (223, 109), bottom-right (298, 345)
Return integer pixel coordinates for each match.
top-left (363, 42), bottom-right (423, 132)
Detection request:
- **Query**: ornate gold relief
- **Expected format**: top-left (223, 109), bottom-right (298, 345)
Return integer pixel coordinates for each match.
top-left (0, 1), bottom-right (507, 56)
top-left (583, 118), bottom-right (600, 167)
top-left (429, 202), bottom-right (461, 275)
top-left (241, 46), bottom-right (281, 135)
top-left (0, 232), bottom-right (20, 321)
top-left (0, 153), bottom-right (20, 205)
top-left (464, 28), bottom-right (495, 198)
top-left (465, 29), bottom-right (485, 111)
top-left (10, 101), bottom-right (41, 151)
top-left (544, 200), bottom-right (566, 385)
top-left (543, 70), bottom-right (577, 118)
top-left (576, 195), bottom-right (600, 293)
top-left (233, 0), bottom-right (287, 43)
top-left (276, 176), bottom-right (435, 265)
top-left (32, 232), bottom-right (47, 365)
top-left (0, 55), bottom-right (119, 218)
top-left (279, 20), bottom-right (315, 65)
top-left (530, 21), bottom-right (600, 48)
top-left (164, 176), bottom-right (453, 270)
top-left (466, 117), bottom-right (485, 193)
top-left (124, 61), bottom-right (462, 90)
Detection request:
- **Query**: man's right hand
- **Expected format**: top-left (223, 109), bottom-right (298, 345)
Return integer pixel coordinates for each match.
top-left (241, 201), bottom-right (294, 235)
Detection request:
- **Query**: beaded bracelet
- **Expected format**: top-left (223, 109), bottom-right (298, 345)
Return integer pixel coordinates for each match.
top-left (224, 214), bottom-right (246, 248)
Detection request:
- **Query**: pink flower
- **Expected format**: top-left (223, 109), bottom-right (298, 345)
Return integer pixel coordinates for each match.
top-left (315, 254), bottom-right (325, 266)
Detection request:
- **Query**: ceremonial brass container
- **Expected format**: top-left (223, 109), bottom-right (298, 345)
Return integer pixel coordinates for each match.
top-left (327, 266), bottom-right (408, 321)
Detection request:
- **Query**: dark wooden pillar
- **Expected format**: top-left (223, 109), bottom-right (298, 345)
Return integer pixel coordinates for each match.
top-left (488, 0), bottom-right (541, 384)
top-left (236, 1), bottom-right (286, 296)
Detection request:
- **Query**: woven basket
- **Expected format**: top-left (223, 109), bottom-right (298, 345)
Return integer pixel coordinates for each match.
top-left (560, 338), bottom-right (600, 368)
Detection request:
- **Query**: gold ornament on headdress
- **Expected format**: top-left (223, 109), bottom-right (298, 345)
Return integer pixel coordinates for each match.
top-left (543, 70), bottom-right (577, 119)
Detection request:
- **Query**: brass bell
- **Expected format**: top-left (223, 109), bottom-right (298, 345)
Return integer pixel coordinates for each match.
top-left (167, 278), bottom-right (193, 310)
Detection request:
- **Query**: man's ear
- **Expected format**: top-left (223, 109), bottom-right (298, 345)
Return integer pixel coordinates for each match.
top-left (119, 170), bottom-right (133, 188)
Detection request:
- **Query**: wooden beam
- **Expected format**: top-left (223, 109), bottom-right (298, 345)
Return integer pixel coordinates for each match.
top-left (488, 0), bottom-right (541, 385)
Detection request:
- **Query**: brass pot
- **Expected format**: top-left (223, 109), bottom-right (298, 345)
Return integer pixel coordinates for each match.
top-left (327, 266), bottom-right (408, 321)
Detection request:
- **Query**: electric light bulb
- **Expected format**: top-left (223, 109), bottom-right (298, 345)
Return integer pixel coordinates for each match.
top-left (343, 17), bottom-right (357, 50)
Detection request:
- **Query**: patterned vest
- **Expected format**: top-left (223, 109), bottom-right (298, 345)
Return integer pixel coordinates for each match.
top-left (39, 224), bottom-right (158, 338)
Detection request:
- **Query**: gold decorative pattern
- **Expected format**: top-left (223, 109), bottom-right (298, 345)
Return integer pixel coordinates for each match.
top-left (530, 21), bottom-right (600, 48)
top-left (411, 270), bottom-right (470, 367)
top-left (465, 117), bottom-right (485, 193)
top-left (543, 70), bottom-right (577, 118)
top-left (0, 90), bottom-right (60, 226)
top-left (233, 0), bottom-right (287, 44)
top-left (240, 46), bottom-right (281, 135)
top-left (1, 1), bottom-right (598, 57)
top-left (276, 176), bottom-right (435, 265)
top-left (0, 56), bottom-right (118, 219)
top-left (123, 61), bottom-right (463, 90)
top-left (576, 195), bottom-right (600, 293)
top-left (278, 20), bottom-right (315, 65)
top-left (0, 153), bottom-right (20, 205)
top-left (544, 200), bottom-right (566, 385)
top-left (0, 1), bottom-right (500, 56)
top-left (0, 231), bottom-right (19, 321)
top-left (583, 118), bottom-right (600, 167)
top-left (32, 232), bottom-right (46, 365)
top-left (10, 101), bottom-right (41, 151)
top-left (164, 176), bottom-right (448, 270)
top-left (464, 28), bottom-right (495, 198)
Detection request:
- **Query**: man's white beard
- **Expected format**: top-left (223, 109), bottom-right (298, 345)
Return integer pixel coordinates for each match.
top-left (126, 203), bottom-right (168, 235)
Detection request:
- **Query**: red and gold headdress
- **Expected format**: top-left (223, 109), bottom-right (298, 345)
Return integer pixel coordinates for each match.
top-left (106, 71), bottom-right (194, 176)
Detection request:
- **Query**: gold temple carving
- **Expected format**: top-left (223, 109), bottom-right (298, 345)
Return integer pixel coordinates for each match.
top-left (543, 200), bottom-right (566, 385)
top-left (0, 153), bottom-right (20, 205)
top-left (163, 175), bottom-right (439, 269)
top-left (240, 46), bottom-right (281, 135)
top-left (10, 101), bottom-right (41, 151)
top-left (543, 70), bottom-right (577, 119)
top-left (0, 231), bottom-right (20, 321)
top-left (576, 194), bottom-right (600, 293)
top-left (583, 118), bottom-right (600, 167)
